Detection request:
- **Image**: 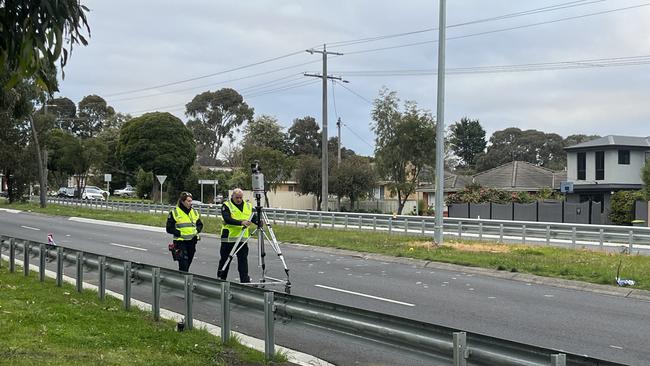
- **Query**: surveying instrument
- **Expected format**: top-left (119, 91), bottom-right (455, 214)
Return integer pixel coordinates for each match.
top-left (218, 162), bottom-right (291, 293)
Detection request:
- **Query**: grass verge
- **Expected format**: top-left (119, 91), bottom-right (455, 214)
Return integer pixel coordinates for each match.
top-left (2, 201), bottom-right (649, 291)
top-left (0, 262), bottom-right (288, 366)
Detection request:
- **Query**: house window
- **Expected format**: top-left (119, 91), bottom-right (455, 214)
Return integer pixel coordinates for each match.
top-left (577, 152), bottom-right (586, 180)
top-left (595, 151), bottom-right (605, 180)
top-left (288, 185), bottom-right (295, 192)
top-left (618, 150), bottom-right (630, 165)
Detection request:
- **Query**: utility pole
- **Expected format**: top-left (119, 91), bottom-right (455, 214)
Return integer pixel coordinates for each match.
top-left (337, 117), bottom-right (342, 166)
top-left (305, 44), bottom-right (344, 212)
top-left (434, 0), bottom-right (447, 245)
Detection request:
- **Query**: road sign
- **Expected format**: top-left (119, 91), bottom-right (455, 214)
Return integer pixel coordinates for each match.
top-left (104, 174), bottom-right (112, 182)
top-left (156, 175), bottom-right (167, 185)
top-left (560, 181), bottom-right (574, 193)
top-left (198, 179), bottom-right (218, 185)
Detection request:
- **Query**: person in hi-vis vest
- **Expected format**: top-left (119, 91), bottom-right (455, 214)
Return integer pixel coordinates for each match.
top-left (166, 191), bottom-right (203, 272)
top-left (218, 188), bottom-right (259, 282)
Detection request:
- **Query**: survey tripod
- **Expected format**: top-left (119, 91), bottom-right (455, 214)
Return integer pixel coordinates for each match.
top-left (218, 162), bottom-right (291, 293)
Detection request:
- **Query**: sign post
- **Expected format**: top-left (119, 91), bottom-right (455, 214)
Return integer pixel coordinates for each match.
top-left (198, 179), bottom-right (218, 204)
top-left (156, 175), bottom-right (167, 204)
top-left (104, 174), bottom-right (112, 200)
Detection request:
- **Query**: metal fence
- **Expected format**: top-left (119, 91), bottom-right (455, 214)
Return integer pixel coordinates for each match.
top-left (41, 198), bottom-right (650, 252)
top-left (0, 234), bottom-right (624, 366)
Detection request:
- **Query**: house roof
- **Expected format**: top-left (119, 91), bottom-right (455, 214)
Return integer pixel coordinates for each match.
top-left (417, 161), bottom-right (566, 192)
top-left (564, 135), bottom-right (650, 151)
top-left (473, 161), bottom-right (565, 190)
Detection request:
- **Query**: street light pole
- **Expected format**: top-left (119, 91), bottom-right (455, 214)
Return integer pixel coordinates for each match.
top-left (434, 0), bottom-right (447, 245)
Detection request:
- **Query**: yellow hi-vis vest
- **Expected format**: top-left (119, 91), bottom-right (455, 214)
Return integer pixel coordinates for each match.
top-left (221, 200), bottom-right (253, 240)
top-left (171, 206), bottom-right (200, 241)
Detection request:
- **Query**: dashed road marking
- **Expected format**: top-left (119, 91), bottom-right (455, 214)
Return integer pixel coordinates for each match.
top-left (21, 225), bottom-right (40, 231)
top-left (315, 284), bottom-right (415, 307)
top-left (110, 242), bottom-right (147, 251)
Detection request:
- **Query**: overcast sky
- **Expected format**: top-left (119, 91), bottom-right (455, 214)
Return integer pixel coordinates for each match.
top-left (58, 0), bottom-right (650, 157)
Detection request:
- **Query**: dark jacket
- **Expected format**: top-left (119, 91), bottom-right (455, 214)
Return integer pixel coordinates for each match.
top-left (166, 203), bottom-right (203, 244)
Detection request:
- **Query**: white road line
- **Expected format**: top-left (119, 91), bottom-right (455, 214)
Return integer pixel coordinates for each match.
top-left (609, 345), bottom-right (623, 350)
top-left (110, 242), bottom-right (147, 251)
top-left (21, 225), bottom-right (40, 231)
top-left (315, 284), bottom-right (415, 307)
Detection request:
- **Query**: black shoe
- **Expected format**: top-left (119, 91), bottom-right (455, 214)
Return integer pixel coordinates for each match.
top-left (240, 275), bottom-right (251, 283)
top-left (217, 270), bottom-right (227, 280)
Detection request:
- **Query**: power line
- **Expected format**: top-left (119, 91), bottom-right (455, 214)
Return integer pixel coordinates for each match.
top-left (344, 3), bottom-right (650, 55)
top-left (328, 0), bottom-right (604, 49)
top-left (104, 49), bottom-right (309, 97)
top-left (334, 81), bottom-right (373, 105)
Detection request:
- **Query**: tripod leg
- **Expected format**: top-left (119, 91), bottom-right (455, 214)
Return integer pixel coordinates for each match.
top-left (218, 231), bottom-right (249, 276)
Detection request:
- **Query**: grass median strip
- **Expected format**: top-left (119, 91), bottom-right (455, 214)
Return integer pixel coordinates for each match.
top-left (3, 201), bottom-right (649, 291)
top-left (0, 263), bottom-right (288, 366)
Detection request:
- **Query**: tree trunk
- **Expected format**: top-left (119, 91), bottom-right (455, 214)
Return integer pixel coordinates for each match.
top-left (29, 117), bottom-right (47, 208)
top-left (397, 191), bottom-right (405, 215)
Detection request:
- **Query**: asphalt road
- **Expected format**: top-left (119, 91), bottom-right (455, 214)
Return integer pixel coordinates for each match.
top-left (1, 209), bottom-right (649, 365)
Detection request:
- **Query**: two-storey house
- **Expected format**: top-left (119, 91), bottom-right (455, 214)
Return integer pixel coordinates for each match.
top-left (564, 135), bottom-right (650, 211)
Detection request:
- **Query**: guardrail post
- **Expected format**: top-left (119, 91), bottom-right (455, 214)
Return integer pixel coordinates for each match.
top-left (123, 262), bottom-right (131, 310)
top-left (628, 230), bottom-right (634, 252)
top-left (405, 218), bottom-right (409, 234)
top-left (221, 282), bottom-right (231, 344)
top-left (344, 214), bottom-right (349, 229)
top-left (421, 219), bottom-right (426, 234)
top-left (284, 211), bottom-right (287, 225)
top-left (331, 213), bottom-right (335, 228)
top-left (56, 247), bottom-right (63, 287)
top-left (39, 244), bottom-right (46, 282)
top-left (264, 291), bottom-right (275, 360)
top-left (23, 241), bottom-right (30, 276)
top-left (98, 256), bottom-right (106, 301)
top-left (76, 251), bottom-right (84, 292)
top-left (306, 212), bottom-right (310, 227)
top-left (551, 353), bottom-right (566, 366)
top-left (295, 211), bottom-right (298, 227)
top-left (572, 227), bottom-right (577, 248)
top-left (319, 212), bottom-right (323, 228)
top-left (546, 225), bottom-right (551, 245)
top-left (453, 331), bottom-right (468, 366)
top-left (184, 274), bottom-right (194, 330)
top-left (599, 228), bottom-right (604, 250)
top-left (498, 224), bottom-right (503, 243)
top-left (522, 225), bottom-right (526, 244)
top-left (373, 217), bottom-right (377, 231)
top-left (388, 217), bottom-right (393, 234)
top-left (458, 221), bottom-right (462, 239)
top-left (152, 267), bottom-right (160, 321)
top-left (359, 215), bottom-right (363, 230)
top-left (478, 222), bottom-right (483, 240)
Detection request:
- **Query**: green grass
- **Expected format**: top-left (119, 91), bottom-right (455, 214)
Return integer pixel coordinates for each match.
top-left (0, 264), bottom-right (288, 366)
top-left (3, 201), bottom-right (650, 291)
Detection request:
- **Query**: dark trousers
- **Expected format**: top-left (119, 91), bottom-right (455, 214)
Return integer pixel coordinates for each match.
top-left (178, 241), bottom-right (196, 272)
top-left (217, 241), bottom-right (250, 283)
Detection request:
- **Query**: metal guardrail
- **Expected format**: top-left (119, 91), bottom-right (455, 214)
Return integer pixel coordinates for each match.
top-left (0, 234), bottom-right (626, 365)
top-left (41, 197), bottom-right (650, 252)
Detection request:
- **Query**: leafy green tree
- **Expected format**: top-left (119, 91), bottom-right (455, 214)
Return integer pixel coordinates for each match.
top-left (0, 0), bottom-right (90, 92)
top-left (288, 116), bottom-right (320, 156)
top-left (295, 155), bottom-right (322, 210)
top-left (328, 136), bottom-right (356, 161)
top-left (476, 128), bottom-right (566, 171)
top-left (47, 129), bottom-right (77, 188)
top-left (226, 169), bottom-right (251, 191)
top-left (185, 88), bottom-right (254, 165)
top-left (610, 190), bottom-right (645, 225)
top-left (242, 115), bottom-right (288, 153)
top-left (449, 117), bottom-right (486, 168)
top-left (49, 96), bottom-right (77, 131)
top-left (642, 162), bottom-right (650, 200)
top-left (372, 88), bottom-right (436, 214)
top-left (135, 168), bottom-right (154, 199)
top-left (117, 112), bottom-right (196, 202)
top-left (331, 156), bottom-right (377, 208)
top-left (563, 134), bottom-right (601, 148)
top-left (77, 94), bottom-right (115, 138)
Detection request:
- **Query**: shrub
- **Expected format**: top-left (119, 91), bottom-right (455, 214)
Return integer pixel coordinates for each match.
top-left (609, 190), bottom-right (645, 225)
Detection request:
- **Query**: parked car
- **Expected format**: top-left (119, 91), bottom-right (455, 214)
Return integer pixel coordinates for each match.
top-left (82, 188), bottom-right (105, 200)
top-left (57, 187), bottom-right (76, 198)
top-left (0, 191), bottom-right (7, 198)
top-left (85, 186), bottom-right (110, 198)
top-left (114, 186), bottom-right (136, 197)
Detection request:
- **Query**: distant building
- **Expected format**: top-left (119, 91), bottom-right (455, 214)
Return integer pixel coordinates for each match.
top-left (564, 135), bottom-right (650, 210)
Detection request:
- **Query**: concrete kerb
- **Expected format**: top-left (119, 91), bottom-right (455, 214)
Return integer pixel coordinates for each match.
top-left (288, 243), bottom-right (650, 302)
top-left (0, 254), bottom-right (334, 366)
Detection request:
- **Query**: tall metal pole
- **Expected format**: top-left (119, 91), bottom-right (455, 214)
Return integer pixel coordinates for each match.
top-left (321, 44), bottom-right (329, 212)
top-left (305, 46), bottom-right (344, 212)
top-left (434, 0), bottom-right (447, 245)
top-left (337, 117), bottom-right (342, 211)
